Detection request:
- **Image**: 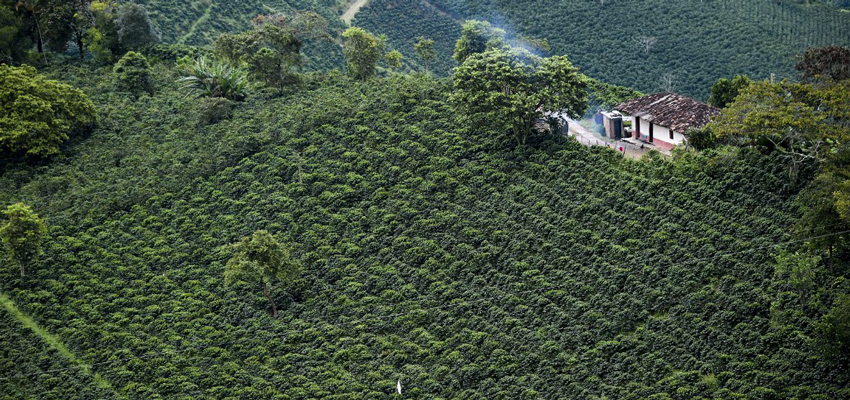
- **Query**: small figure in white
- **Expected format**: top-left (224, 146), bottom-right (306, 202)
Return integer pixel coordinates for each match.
top-left (397, 379), bottom-right (402, 395)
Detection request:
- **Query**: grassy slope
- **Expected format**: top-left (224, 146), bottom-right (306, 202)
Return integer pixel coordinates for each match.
top-left (354, 0), bottom-right (850, 99)
top-left (1, 62), bottom-right (848, 398)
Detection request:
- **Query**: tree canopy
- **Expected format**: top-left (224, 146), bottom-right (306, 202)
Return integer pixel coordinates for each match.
top-left (0, 64), bottom-right (96, 157)
top-left (0, 203), bottom-right (47, 277)
top-left (224, 230), bottom-right (301, 318)
top-left (451, 47), bottom-right (587, 146)
top-left (708, 75), bottom-right (751, 108)
top-left (342, 26), bottom-right (384, 81)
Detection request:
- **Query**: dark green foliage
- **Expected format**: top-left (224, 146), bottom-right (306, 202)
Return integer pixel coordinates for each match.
top-left (2, 63), bottom-right (847, 398)
top-left (113, 51), bottom-right (152, 94)
top-left (214, 11), bottom-right (329, 90)
top-left (414, 36), bottom-right (436, 73)
top-left (0, 309), bottom-right (121, 400)
top-left (453, 20), bottom-right (504, 64)
top-left (0, 64), bottom-right (96, 157)
top-left (0, 7), bottom-right (30, 63)
top-left (117, 2), bottom-right (159, 50)
top-left (359, 0), bottom-right (850, 98)
top-left (708, 75), bottom-right (752, 108)
top-left (796, 45), bottom-right (850, 82)
top-left (197, 97), bottom-right (233, 126)
top-left (225, 230), bottom-right (301, 318)
top-left (813, 295), bottom-right (850, 366)
top-left (684, 126), bottom-right (718, 150)
top-left (452, 47), bottom-right (587, 145)
top-left (85, 0), bottom-right (122, 63)
top-left (355, 0), bottom-right (458, 75)
top-left (0, 203), bottom-right (46, 277)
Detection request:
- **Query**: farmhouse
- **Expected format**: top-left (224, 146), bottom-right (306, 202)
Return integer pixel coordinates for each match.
top-left (602, 92), bottom-right (720, 150)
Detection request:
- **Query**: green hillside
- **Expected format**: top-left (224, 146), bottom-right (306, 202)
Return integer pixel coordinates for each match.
top-left (2, 61), bottom-right (848, 398)
top-left (354, 0), bottom-right (850, 98)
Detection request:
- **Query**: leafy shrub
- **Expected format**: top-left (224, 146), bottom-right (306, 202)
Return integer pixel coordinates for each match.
top-left (177, 56), bottom-right (249, 101)
top-left (0, 65), bottom-right (96, 157)
top-left (113, 51), bottom-right (153, 94)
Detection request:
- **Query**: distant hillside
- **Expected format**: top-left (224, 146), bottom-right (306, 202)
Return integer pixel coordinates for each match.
top-left (2, 62), bottom-right (848, 399)
top-left (354, 0), bottom-right (850, 99)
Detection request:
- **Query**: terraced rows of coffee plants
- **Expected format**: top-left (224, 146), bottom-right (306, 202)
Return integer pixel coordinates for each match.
top-left (1, 67), bottom-right (847, 398)
top-left (355, 0), bottom-right (461, 75)
top-left (0, 308), bottom-right (121, 400)
top-left (358, 0), bottom-right (850, 98)
top-left (136, 0), bottom-right (346, 69)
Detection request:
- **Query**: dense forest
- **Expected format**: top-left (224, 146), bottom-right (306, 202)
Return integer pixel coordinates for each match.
top-left (3, 0), bottom-right (850, 399)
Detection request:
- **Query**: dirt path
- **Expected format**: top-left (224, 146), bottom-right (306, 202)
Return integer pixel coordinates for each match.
top-left (566, 118), bottom-right (666, 160)
top-left (342, 0), bottom-right (369, 25)
top-left (1, 292), bottom-right (121, 397)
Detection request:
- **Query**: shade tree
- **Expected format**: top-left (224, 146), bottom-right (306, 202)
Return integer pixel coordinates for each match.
top-left (0, 64), bottom-right (96, 157)
top-left (452, 47), bottom-right (587, 146)
top-left (224, 230), bottom-right (301, 319)
top-left (0, 203), bottom-right (47, 277)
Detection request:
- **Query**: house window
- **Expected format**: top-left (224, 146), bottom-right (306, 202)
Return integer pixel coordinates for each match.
top-left (649, 123), bottom-right (653, 142)
top-left (670, 129), bottom-right (674, 140)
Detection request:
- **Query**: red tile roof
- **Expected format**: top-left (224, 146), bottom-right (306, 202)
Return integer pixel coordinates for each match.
top-left (614, 92), bottom-right (720, 133)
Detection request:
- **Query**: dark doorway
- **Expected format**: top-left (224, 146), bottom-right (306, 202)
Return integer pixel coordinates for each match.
top-left (635, 117), bottom-right (641, 138)
top-left (649, 122), bottom-right (654, 143)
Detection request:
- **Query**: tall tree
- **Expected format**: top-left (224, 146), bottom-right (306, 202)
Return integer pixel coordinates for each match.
top-left (214, 11), bottom-right (329, 90)
top-left (0, 203), bottom-right (47, 277)
top-left (0, 64), bottom-right (97, 157)
top-left (113, 51), bottom-right (152, 94)
top-left (453, 20), bottom-right (505, 64)
top-left (117, 2), bottom-right (158, 50)
top-left (224, 230), bottom-right (301, 319)
top-left (451, 48), bottom-right (588, 146)
top-left (813, 295), bottom-right (850, 368)
top-left (342, 27), bottom-right (384, 81)
top-left (708, 75), bottom-right (751, 108)
top-left (414, 36), bottom-right (435, 72)
top-left (384, 49), bottom-right (403, 71)
top-left (0, 6), bottom-right (31, 63)
top-left (796, 46), bottom-right (850, 82)
top-left (85, 0), bottom-right (122, 63)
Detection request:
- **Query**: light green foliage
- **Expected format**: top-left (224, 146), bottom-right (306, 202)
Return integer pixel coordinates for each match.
top-left (813, 295), bottom-right (850, 365)
top-left (0, 65), bottom-right (96, 157)
top-left (384, 49), bottom-right (403, 71)
top-left (85, 0), bottom-right (121, 63)
top-left (453, 20), bottom-right (505, 64)
top-left (113, 51), bottom-right (152, 94)
top-left (0, 203), bottom-right (47, 277)
top-left (452, 48), bottom-right (587, 145)
top-left (414, 36), bottom-right (435, 72)
top-left (177, 56), bottom-right (249, 101)
top-left (708, 75), bottom-right (752, 108)
top-left (117, 2), bottom-right (159, 50)
top-left (0, 63), bottom-right (848, 398)
top-left (343, 26), bottom-right (384, 81)
top-left (225, 230), bottom-right (300, 318)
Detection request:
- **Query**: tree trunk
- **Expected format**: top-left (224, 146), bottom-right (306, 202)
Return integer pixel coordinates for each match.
top-left (76, 32), bottom-right (85, 60)
top-left (263, 282), bottom-right (278, 318)
top-left (19, 260), bottom-right (25, 277)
